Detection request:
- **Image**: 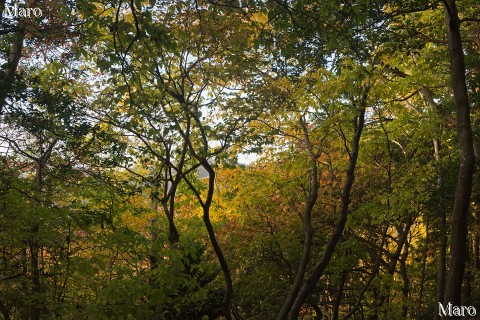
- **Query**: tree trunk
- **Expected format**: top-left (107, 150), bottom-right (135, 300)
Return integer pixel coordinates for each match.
top-left (367, 219), bottom-right (412, 320)
top-left (28, 239), bottom-right (41, 320)
top-left (276, 117), bottom-right (319, 320)
top-left (343, 225), bottom-right (389, 319)
top-left (332, 271), bottom-right (348, 320)
top-left (0, 27), bottom-right (24, 113)
top-left (442, 1), bottom-right (475, 317)
top-left (27, 138), bottom-right (58, 319)
top-left (161, 200), bottom-right (180, 244)
top-left (400, 239), bottom-right (410, 318)
top-left (416, 217), bottom-right (428, 320)
top-left (287, 96), bottom-right (367, 319)
top-left (202, 160), bottom-right (233, 320)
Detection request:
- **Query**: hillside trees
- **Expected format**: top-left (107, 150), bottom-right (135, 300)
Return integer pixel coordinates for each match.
top-left (258, 0), bottom-right (478, 318)
top-left (78, 0), bottom-right (264, 318)
top-left (0, 51), bottom-right (101, 319)
top-left (250, 0), bottom-right (383, 317)
top-left (0, 0), bottom-right (85, 112)
top-left (0, 0), bottom-right (479, 319)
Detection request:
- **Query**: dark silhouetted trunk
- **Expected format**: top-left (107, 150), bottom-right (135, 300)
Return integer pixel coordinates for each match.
top-left (277, 117), bottom-right (320, 320)
top-left (442, 1), bottom-right (475, 317)
top-left (332, 271), bottom-right (347, 320)
top-left (0, 26), bottom-right (24, 113)
top-left (201, 160), bottom-right (233, 320)
top-left (286, 91), bottom-right (367, 319)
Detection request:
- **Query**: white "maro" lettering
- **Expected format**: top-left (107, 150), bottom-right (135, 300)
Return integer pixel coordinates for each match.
top-left (4, 4), bottom-right (43, 18)
top-left (439, 302), bottom-right (476, 317)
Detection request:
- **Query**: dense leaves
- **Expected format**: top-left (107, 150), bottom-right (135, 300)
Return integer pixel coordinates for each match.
top-left (1, 0), bottom-right (479, 319)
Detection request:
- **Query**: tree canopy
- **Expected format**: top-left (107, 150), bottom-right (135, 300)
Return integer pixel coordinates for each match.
top-left (0, 0), bottom-right (479, 319)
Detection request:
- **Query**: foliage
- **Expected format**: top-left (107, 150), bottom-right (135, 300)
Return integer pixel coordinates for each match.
top-left (1, 0), bottom-right (479, 319)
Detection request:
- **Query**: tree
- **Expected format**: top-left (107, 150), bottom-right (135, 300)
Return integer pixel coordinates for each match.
top-left (0, 0), bottom-right (479, 319)
top-left (442, 1), bottom-right (475, 315)
top-left (80, 0), bottom-right (262, 317)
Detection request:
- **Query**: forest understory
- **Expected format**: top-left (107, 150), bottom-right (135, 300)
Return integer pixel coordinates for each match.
top-left (1, 0), bottom-right (479, 319)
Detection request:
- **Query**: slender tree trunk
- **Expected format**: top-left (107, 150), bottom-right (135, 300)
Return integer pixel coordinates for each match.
top-left (332, 271), bottom-right (348, 320)
top-left (277, 117), bottom-right (320, 320)
top-left (367, 219), bottom-right (412, 320)
top-left (202, 160), bottom-right (233, 320)
top-left (400, 239), bottom-right (410, 318)
top-left (442, 1), bottom-right (475, 316)
top-left (286, 97), bottom-right (367, 319)
top-left (28, 154), bottom-right (48, 320)
top-left (28, 238), bottom-right (41, 320)
top-left (28, 138), bottom-right (58, 320)
top-left (172, 89), bottom-right (233, 318)
top-left (29, 169), bottom-right (43, 320)
top-left (161, 200), bottom-right (180, 244)
top-left (343, 225), bottom-right (389, 319)
top-left (162, 154), bottom-right (181, 245)
top-left (368, 290), bottom-right (380, 320)
top-left (0, 27), bottom-right (24, 113)
top-left (149, 184), bottom-right (160, 269)
top-left (20, 247), bottom-right (28, 320)
top-left (416, 217), bottom-right (429, 320)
